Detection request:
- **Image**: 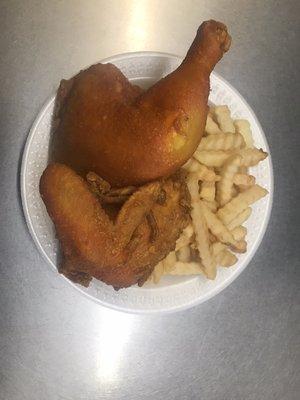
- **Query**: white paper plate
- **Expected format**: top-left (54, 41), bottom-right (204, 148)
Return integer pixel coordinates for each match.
top-left (21, 52), bottom-right (273, 314)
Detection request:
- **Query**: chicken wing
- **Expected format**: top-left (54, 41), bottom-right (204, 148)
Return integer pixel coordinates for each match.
top-left (40, 163), bottom-right (190, 288)
top-left (51, 20), bottom-right (231, 186)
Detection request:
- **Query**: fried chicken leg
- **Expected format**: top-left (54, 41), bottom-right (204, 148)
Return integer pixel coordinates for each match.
top-left (51, 20), bottom-right (231, 186)
top-left (40, 163), bottom-right (190, 288)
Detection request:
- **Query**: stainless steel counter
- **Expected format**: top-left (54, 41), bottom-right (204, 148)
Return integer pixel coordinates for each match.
top-left (0, 1), bottom-right (299, 399)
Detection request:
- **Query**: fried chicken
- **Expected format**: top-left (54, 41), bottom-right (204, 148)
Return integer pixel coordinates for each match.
top-left (40, 163), bottom-right (190, 288)
top-left (51, 20), bottom-right (231, 187)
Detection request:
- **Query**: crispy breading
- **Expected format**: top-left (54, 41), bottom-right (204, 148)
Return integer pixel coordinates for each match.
top-left (51, 21), bottom-right (231, 186)
top-left (40, 164), bottom-right (190, 289)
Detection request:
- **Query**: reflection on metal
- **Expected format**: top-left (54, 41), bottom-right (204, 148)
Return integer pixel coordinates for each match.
top-left (127, 0), bottom-right (149, 50)
top-left (96, 311), bottom-right (133, 383)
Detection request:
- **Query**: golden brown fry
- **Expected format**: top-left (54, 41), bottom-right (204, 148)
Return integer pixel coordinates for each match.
top-left (234, 119), bottom-right (254, 148)
top-left (184, 158), bottom-right (220, 181)
top-left (231, 186), bottom-right (238, 198)
top-left (226, 207), bottom-right (252, 230)
top-left (216, 154), bottom-right (241, 206)
top-left (218, 185), bottom-right (268, 225)
top-left (231, 226), bottom-right (247, 241)
top-left (187, 175), bottom-right (216, 279)
top-left (239, 166), bottom-right (248, 174)
top-left (205, 113), bottom-right (223, 135)
top-left (212, 105), bottom-right (235, 133)
top-left (200, 201), bottom-right (246, 252)
top-left (175, 224), bottom-right (194, 250)
top-left (236, 184), bottom-right (251, 193)
top-left (216, 249), bottom-right (238, 267)
top-left (198, 133), bottom-right (245, 151)
top-left (168, 261), bottom-right (204, 275)
top-left (194, 150), bottom-right (230, 167)
top-left (152, 261), bottom-right (165, 284)
top-left (183, 158), bottom-right (200, 172)
top-left (237, 148), bottom-right (268, 167)
top-left (211, 242), bottom-right (227, 257)
top-left (163, 251), bottom-right (177, 273)
top-left (202, 199), bottom-right (218, 212)
top-left (233, 173), bottom-right (255, 186)
top-left (195, 164), bottom-right (220, 182)
top-left (209, 232), bottom-right (217, 243)
top-left (234, 240), bottom-right (247, 253)
top-left (177, 246), bottom-right (191, 262)
top-left (200, 181), bottom-right (216, 202)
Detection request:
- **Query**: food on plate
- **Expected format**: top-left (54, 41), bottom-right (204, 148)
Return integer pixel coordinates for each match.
top-left (231, 226), bottom-right (247, 241)
top-left (212, 105), bottom-right (235, 133)
top-left (233, 173), bottom-right (255, 187)
top-left (197, 132), bottom-right (245, 151)
top-left (237, 148), bottom-right (268, 167)
top-left (51, 20), bottom-right (231, 187)
top-left (216, 154), bottom-right (242, 206)
top-left (226, 207), bottom-right (252, 231)
top-left (234, 119), bottom-right (254, 148)
top-left (39, 19), bottom-right (268, 290)
top-left (205, 113), bottom-right (223, 135)
top-left (217, 184), bottom-right (268, 225)
top-left (193, 150), bottom-right (232, 167)
top-left (199, 180), bottom-right (216, 202)
top-left (175, 224), bottom-right (194, 250)
top-left (200, 200), bottom-right (246, 253)
top-left (40, 164), bottom-right (190, 289)
top-left (187, 174), bottom-right (216, 278)
top-left (148, 105), bottom-right (268, 283)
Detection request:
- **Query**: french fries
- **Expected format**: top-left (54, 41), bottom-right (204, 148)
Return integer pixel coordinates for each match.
top-left (226, 207), bottom-right (252, 230)
top-left (234, 119), bottom-right (254, 148)
top-left (217, 154), bottom-right (241, 206)
top-left (169, 261), bottom-right (203, 276)
top-left (233, 173), bottom-right (255, 187)
top-left (200, 181), bottom-right (216, 202)
top-left (212, 105), bottom-right (235, 133)
top-left (151, 261), bottom-right (164, 284)
top-left (163, 251), bottom-right (177, 273)
top-left (216, 249), bottom-right (238, 267)
top-left (148, 105), bottom-right (268, 285)
top-left (194, 150), bottom-right (230, 167)
top-left (198, 133), bottom-right (245, 151)
top-left (237, 148), bottom-right (268, 167)
top-left (217, 185), bottom-right (268, 225)
top-left (202, 199), bottom-right (218, 212)
top-left (205, 113), bottom-right (223, 135)
top-left (177, 246), bottom-right (191, 262)
top-left (183, 158), bottom-right (201, 173)
top-left (231, 226), bottom-right (247, 241)
top-left (195, 164), bottom-right (220, 182)
top-left (187, 175), bottom-right (216, 279)
top-left (211, 242), bottom-right (227, 257)
top-left (175, 224), bottom-right (194, 250)
top-left (200, 201), bottom-right (246, 252)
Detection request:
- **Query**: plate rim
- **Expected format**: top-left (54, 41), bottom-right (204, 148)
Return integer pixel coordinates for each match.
top-left (20, 51), bottom-right (274, 314)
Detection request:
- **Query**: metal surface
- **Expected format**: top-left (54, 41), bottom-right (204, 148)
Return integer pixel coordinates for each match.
top-left (0, 0), bottom-right (299, 399)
